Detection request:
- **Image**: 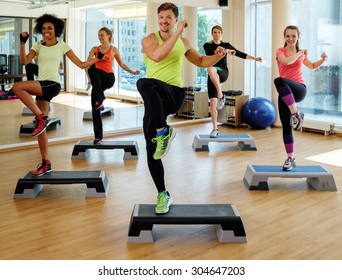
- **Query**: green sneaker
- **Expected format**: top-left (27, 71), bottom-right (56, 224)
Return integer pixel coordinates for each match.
top-left (152, 126), bottom-right (176, 160)
top-left (155, 191), bottom-right (173, 214)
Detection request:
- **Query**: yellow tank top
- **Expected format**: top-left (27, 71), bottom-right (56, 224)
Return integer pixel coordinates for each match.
top-left (143, 31), bottom-right (186, 87)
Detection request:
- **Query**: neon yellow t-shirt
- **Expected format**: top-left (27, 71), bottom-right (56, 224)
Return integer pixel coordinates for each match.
top-left (31, 41), bottom-right (71, 83)
top-left (143, 32), bottom-right (186, 87)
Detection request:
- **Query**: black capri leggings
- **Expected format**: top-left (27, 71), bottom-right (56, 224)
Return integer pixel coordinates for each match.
top-left (274, 77), bottom-right (306, 135)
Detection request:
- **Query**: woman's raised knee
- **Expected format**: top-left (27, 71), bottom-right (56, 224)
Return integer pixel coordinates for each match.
top-left (274, 77), bottom-right (285, 87)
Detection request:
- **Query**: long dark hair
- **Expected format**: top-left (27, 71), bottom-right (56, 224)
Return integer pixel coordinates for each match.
top-left (34, 13), bottom-right (65, 38)
top-left (283, 25), bottom-right (300, 52)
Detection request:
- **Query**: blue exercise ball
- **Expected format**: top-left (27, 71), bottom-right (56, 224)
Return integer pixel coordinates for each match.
top-left (242, 97), bottom-right (276, 129)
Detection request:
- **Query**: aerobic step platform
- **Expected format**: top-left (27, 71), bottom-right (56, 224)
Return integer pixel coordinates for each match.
top-left (19, 118), bottom-right (61, 136)
top-left (83, 107), bottom-right (114, 120)
top-left (13, 170), bottom-right (109, 198)
top-left (243, 164), bottom-right (337, 191)
top-left (22, 103), bottom-right (54, 116)
top-left (127, 204), bottom-right (247, 243)
top-left (71, 140), bottom-right (139, 159)
top-left (192, 133), bottom-right (257, 151)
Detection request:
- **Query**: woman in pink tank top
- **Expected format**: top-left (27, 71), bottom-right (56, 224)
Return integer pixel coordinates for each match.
top-left (274, 25), bottom-right (328, 171)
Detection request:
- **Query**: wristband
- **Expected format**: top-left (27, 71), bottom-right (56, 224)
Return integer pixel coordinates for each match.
top-left (20, 33), bottom-right (29, 44)
top-left (97, 49), bottom-right (104, 60)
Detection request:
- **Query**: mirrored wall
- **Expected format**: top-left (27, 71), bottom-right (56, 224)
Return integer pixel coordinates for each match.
top-left (0, 1), bottom-right (144, 148)
top-left (0, 1), bottom-right (227, 149)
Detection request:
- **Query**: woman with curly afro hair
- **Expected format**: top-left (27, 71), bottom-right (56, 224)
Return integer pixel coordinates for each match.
top-left (12, 13), bottom-right (105, 176)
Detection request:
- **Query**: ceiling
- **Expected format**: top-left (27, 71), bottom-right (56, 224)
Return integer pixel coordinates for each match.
top-left (0, 0), bottom-right (140, 9)
top-left (0, 0), bottom-right (72, 8)
top-left (2, 0), bottom-right (71, 3)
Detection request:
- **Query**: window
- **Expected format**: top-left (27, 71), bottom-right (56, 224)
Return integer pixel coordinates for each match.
top-left (197, 8), bottom-right (222, 90)
top-left (117, 18), bottom-right (145, 96)
top-left (252, 0), bottom-right (342, 125)
top-left (251, 0), bottom-right (272, 99)
top-left (82, 9), bottom-right (145, 97)
top-left (83, 9), bottom-right (115, 88)
top-left (292, 0), bottom-right (342, 122)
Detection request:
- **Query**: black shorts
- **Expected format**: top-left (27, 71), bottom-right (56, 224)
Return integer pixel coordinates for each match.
top-left (207, 67), bottom-right (229, 99)
top-left (36, 80), bottom-right (61, 102)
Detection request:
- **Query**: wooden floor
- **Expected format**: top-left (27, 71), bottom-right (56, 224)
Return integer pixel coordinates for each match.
top-left (1, 119), bottom-right (342, 260)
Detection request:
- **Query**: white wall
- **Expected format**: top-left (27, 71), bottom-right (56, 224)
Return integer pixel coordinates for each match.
top-left (229, 0), bottom-right (249, 93)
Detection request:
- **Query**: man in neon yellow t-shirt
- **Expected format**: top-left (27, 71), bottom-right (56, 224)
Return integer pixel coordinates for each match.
top-left (136, 2), bottom-right (226, 214)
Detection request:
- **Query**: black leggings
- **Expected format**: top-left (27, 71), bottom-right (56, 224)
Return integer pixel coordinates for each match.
top-left (136, 78), bottom-right (185, 192)
top-left (88, 67), bottom-right (115, 139)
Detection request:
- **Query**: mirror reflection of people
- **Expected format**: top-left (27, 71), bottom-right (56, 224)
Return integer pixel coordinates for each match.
top-left (12, 13), bottom-right (102, 176)
top-left (203, 25), bottom-right (262, 138)
top-left (86, 27), bottom-right (140, 144)
top-left (136, 2), bottom-right (226, 214)
top-left (274, 25), bottom-right (328, 171)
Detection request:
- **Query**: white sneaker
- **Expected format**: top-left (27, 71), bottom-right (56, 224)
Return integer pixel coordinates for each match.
top-left (216, 94), bottom-right (226, 110)
top-left (291, 111), bottom-right (304, 130)
top-left (210, 129), bottom-right (219, 138)
top-left (283, 157), bottom-right (296, 171)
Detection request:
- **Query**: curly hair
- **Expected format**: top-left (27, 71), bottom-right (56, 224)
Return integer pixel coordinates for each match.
top-left (157, 2), bottom-right (179, 18)
top-left (34, 13), bottom-right (65, 38)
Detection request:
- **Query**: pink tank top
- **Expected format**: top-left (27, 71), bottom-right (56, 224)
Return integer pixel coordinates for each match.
top-left (276, 47), bottom-right (305, 84)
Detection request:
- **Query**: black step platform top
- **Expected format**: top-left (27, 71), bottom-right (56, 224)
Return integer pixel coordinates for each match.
top-left (18, 170), bottom-right (104, 184)
top-left (21, 117), bottom-right (61, 128)
top-left (71, 140), bottom-right (139, 159)
top-left (14, 170), bottom-right (109, 198)
top-left (197, 134), bottom-right (253, 140)
top-left (128, 204), bottom-right (246, 238)
top-left (132, 204), bottom-right (240, 224)
top-left (83, 107), bottom-right (114, 120)
top-left (74, 140), bottom-right (137, 149)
